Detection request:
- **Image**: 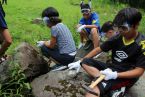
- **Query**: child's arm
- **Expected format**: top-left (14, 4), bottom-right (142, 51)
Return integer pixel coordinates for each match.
top-left (118, 67), bottom-right (144, 78)
top-left (85, 25), bottom-right (98, 29)
top-left (44, 36), bottom-right (56, 49)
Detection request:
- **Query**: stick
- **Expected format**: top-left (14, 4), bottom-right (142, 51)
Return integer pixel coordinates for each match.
top-left (90, 75), bottom-right (105, 88)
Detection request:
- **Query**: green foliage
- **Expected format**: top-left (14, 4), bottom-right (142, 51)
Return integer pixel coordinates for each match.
top-left (2, 0), bottom-right (145, 54)
top-left (0, 63), bottom-right (32, 97)
top-left (111, 0), bottom-right (145, 10)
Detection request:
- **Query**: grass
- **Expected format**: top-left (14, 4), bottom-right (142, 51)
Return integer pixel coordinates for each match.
top-left (2, 0), bottom-right (145, 54)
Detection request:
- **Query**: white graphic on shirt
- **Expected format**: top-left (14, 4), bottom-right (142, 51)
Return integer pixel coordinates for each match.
top-left (114, 51), bottom-right (128, 62)
top-left (102, 82), bottom-right (107, 88)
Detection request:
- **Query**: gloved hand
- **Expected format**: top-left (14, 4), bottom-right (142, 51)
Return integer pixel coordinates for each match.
top-left (36, 41), bottom-right (45, 47)
top-left (77, 25), bottom-right (86, 32)
top-left (37, 41), bottom-right (50, 47)
top-left (68, 60), bottom-right (81, 73)
top-left (100, 68), bottom-right (118, 80)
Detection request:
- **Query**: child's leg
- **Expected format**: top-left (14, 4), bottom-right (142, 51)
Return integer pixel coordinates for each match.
top-left (86, 86), bottom-right (100, 97)
top-left (81, 58), bottom-right (107, 77)
top-left (90, 28), bottom-right (100, 48)
top-left (0, 29), bottom-right (12, 56)
top-left (82, 64), bottom-right (100, 77)
top-left (80, 30), bottom-right (89, 43)
top-left (41, 45), bottom-right (75, 65)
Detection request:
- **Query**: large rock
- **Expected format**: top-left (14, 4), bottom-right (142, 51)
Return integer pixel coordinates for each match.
top-left (13, 42), bottom-right (50, 79)
top-left (31, 70), bottom-right (145, 97)
top-left (0, 56), bottom-right (12, 83)
top-left (126, 73), bottom-right (145, 97)
top-left (31, 70), bottom-right (91, 97)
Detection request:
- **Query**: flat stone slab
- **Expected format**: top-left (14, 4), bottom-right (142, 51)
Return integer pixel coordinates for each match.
top-left (126, 73), bottom-right (145, 97)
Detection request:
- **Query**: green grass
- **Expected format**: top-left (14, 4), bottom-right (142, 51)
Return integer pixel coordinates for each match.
top-left (2, 0), bottom-right (145, 54)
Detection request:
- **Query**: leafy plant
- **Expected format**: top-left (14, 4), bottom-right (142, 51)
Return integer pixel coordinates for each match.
top-left (0, 63), bottom-right (33, 97)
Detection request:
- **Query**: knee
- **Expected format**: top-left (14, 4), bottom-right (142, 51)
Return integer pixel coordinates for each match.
top-left (40, 45), bottom-right (47, 53)
top-left (91, 28), bottom-right (98, 35)
top-left (82, 63), bottom-right (88, 70)
top-left (81, 58), bottom-right (91, 68)
top-left (80, 30), bottom-right (86, 35)
top-left (6, 39), bottom-right (12, 45)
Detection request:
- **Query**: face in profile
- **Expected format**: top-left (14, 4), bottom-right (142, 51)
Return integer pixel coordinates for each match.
top-left (105, 30), bottom-right (114, 39)
top-left (113, 22), bottom-right (137, 39)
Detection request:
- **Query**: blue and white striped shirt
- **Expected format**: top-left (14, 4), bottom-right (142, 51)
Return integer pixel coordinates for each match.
top-left (51, 23), bottom-right (76, 54)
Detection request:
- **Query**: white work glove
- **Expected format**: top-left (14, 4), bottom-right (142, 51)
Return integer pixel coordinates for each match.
top-left (68, 60), bottom-right (81, 73)
top-left (37, 41), bottom-right (45, 47)
top-left (77, 25), bottom-right (86, 32)
top-left (36, 41), bottom-right (50, 47)
top-left (100, 68), bottom-right (118, 80)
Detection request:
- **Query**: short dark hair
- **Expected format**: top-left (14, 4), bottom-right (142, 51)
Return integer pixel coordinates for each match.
top-left (42, 7), bottom-right (59, 18)
top-left (81, 4), bottom-right (91, 9)
top-left (42, 7), bottom-right (62, 25)
top-left (113, 7), bottom-right (142, 26)
top-left (101, 21), bottom-right (113, 33)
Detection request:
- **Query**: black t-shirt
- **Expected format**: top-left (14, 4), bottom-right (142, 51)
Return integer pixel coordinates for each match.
top-left (100, 33), bottom-right (145, 72)
top-left (0, 2), bottom-right (7, 29)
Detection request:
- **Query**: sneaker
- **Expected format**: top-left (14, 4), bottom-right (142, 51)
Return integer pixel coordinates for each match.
top-left (84, 40), bottom-right (92, 50)
top-left (110, 87), bottom-right (126, 97)
top-left (0, 55), bottom-right (8, 64)
top-left (78, 43), bottom-right (85, 49)
top-left (51, 64), bottom-right (68, 71)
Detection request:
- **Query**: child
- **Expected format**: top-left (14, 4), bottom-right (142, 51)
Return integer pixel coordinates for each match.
top-left (77, 3), bottom-right (101, 49)
top-left (37, 7), bottom-right (76, 71)
top-left (0, 1), bottom-right (12, 64)
top-left (101, 21), bottom-right (118, 39)
top-left (69, 7), bottom-right (145, 97)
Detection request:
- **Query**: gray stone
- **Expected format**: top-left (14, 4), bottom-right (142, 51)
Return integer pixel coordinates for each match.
top-left (31, 18), bottom-right (43, 25)
top-left (31, 70), bottom-right (91, 97)
top-left (126, 73), bottom-right (145, 97)
top-left (0, 56), bottom-right (12, 83)
top-left (75, 41), bottom-right (94, 60)
top-left (13, 42), bottom-right (50, 79)
top-left (31, 70), bottom-right (145, 97)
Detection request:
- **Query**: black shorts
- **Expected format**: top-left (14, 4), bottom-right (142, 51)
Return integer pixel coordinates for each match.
top-left (81, 58), bottom-right (138, 96)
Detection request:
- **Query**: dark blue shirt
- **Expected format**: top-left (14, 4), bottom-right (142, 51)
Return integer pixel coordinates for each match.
top-left (0, 4), bottom-right (7, 29)
top-left (79, 12), bottom-right (100, 33)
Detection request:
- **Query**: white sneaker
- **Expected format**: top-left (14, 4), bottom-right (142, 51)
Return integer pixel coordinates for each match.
top-left (78, 43), bottom-right (85, 49)
top-left (51, 64), bottom-right (68, 71)
top-left (112, 87), bottom-right (126, 97)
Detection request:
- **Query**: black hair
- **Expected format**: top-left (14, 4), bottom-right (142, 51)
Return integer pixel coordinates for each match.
top-left (113, 7), bottom-right (142, 26)
top-left (80, 4), bottom-right (91, 9)
top-left (42, 7), bottom-right (59, 17)
top-left (42, 7), bottom-right (62, 25)
top-left (101, 21), bottom-right (113, 33)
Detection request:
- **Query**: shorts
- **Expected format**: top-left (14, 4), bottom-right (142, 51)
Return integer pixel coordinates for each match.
top-left (41, 45), bottom-right (75, 65)
top-left (81, 58), bottom-right (138, 96)
top-left (0, 32), bottom-right (4, 44)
